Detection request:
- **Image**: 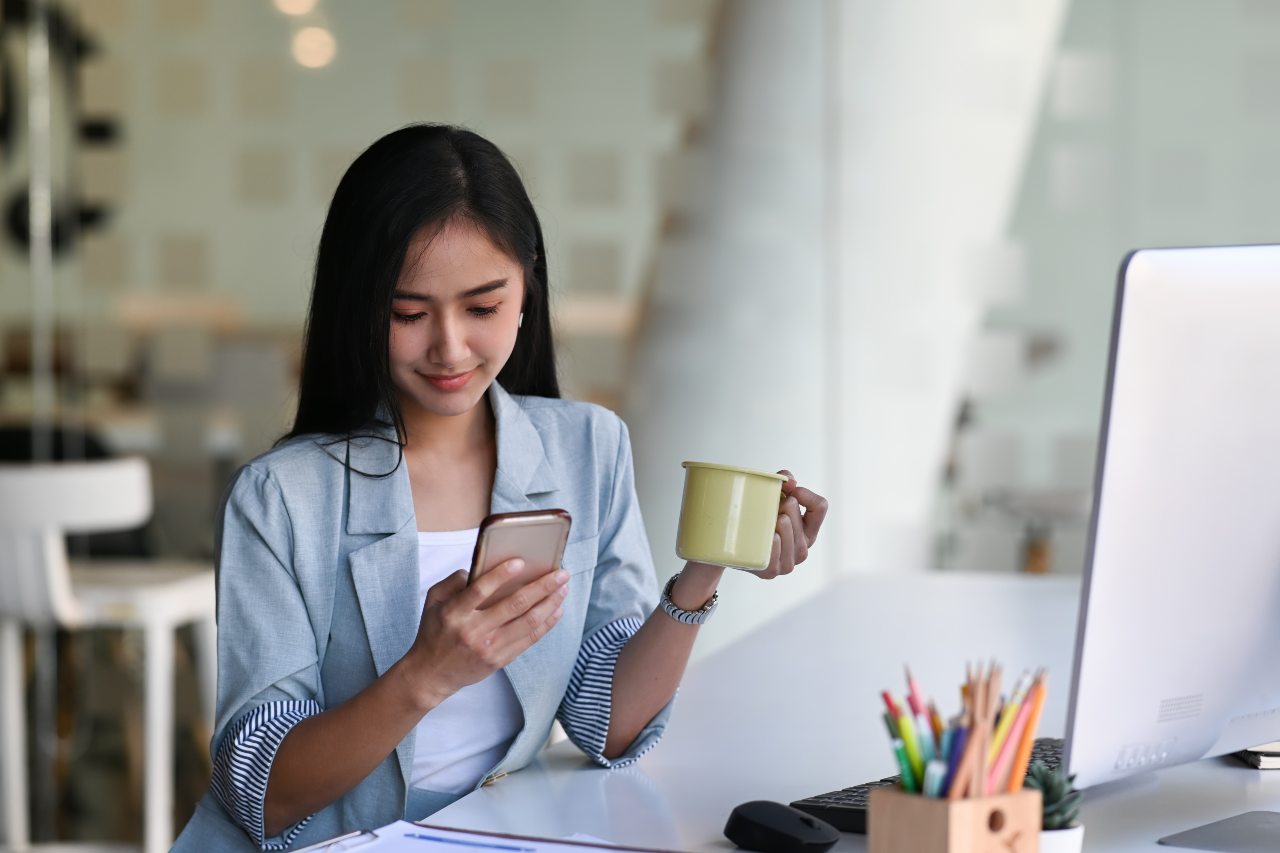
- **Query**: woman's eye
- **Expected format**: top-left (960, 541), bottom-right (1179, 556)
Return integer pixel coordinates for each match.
top-left (469, 305), bottom-right (499, 318)
top-left (393, 312), bottom-right (427, 323)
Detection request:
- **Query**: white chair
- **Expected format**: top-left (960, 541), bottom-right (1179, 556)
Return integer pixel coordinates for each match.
top-left (0, 457), bottom-right (215, 853)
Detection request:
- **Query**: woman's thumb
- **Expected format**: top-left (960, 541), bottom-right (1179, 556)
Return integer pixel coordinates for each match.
top-left (426, 570), bottom-right (469, 605)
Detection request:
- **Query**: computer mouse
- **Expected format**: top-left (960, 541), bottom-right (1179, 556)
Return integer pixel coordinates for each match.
top-left (724, 800), bottom-right (841, 853)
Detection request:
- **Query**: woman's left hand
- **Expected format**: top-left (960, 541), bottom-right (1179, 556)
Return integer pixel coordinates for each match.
top-left (758, 470), bottom-right (828, 579)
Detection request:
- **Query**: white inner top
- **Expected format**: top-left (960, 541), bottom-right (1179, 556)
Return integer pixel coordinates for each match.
top-left (411, 528), bottom-right (523, 793)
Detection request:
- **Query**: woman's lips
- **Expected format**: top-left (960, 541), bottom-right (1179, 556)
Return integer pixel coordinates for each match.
top-left (422, 370), bottom-right (474, 391)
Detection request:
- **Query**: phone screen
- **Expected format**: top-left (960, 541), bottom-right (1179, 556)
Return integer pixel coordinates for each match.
top-left (469, 509), bottom-right (572, 607)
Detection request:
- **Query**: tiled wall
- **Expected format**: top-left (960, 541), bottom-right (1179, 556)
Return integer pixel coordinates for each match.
top-left (2, 0), bottom-right (720, 399)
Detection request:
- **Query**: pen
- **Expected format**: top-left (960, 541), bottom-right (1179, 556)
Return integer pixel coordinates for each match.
top-left (904, 668), bottom-right (937, 756)
top-left (923, 759), bottom-right (947, 798)
top-left (911, 707), bottom-right (936, 766)
top-left (918, 715), bottom-right (936, 765)
top-left (882, 710), bottom-right (900, 741)
top-left (939, 727), bottom-right (953, 770)
top-left (897, 711), bottom-right (925, 782)
top-left (403, 833), bottom-right (535, 852)
top-left (881, 709), bottom-right (912, 791)
top-left (892, 737), bottom-right (918, 793)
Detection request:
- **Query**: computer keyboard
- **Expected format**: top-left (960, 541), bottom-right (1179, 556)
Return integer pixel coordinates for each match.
top-left (789, 737), bottom-right (1064, 834)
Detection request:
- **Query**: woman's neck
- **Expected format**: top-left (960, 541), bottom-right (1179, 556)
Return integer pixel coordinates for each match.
top-left (399, 396), bottom-right (496, 458)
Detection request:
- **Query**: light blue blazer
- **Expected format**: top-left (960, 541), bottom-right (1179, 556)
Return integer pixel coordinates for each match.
top-left (172, 384), bottom-right (671, 851)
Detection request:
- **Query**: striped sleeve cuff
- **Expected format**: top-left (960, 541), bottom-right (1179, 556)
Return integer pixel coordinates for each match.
top-left (557, 616), bottom-right (659, 769)
top-left (210, 699), bottom-right (323, 851)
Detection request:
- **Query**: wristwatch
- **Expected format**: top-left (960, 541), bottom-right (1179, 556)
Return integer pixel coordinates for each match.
top-left (660, 571), bottom-right (720, 625)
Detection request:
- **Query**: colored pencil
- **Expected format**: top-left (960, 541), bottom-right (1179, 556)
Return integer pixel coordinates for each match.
top-left (949, 673), bottom-right (982, 800)
top-left (987, 688), bottom-right (1035, 793)
top-left (988, 669), bottom-right (1033, 764)
top-left (1007, 673), bottom-right (1048, 791)
top-left (881, 690), bottom-right (903, 721)
top-left (928, 701), bottom-right (945, 744)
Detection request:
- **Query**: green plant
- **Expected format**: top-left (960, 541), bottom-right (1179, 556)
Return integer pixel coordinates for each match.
top-left (1024, 761), bottom-right (1082, 830)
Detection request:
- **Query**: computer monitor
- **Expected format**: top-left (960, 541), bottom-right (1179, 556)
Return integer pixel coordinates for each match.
top-left (1064, 244), bottom-right (1280, 791)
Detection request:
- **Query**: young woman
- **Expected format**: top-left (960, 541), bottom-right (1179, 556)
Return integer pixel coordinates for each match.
top-left (173, 124), bottom-right (828, 851)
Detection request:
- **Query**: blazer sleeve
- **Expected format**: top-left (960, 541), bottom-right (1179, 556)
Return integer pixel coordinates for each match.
top-left (556, 415), bottom-right (674, 767)
top-left (208, 465), bottom-right (324, 850)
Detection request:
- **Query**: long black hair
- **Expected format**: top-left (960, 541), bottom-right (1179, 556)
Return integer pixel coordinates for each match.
top-left (283, 124), bottom-right (559, 449)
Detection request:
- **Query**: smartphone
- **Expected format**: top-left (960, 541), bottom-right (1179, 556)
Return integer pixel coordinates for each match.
top-left (468, 509), bottom-right (572, 607)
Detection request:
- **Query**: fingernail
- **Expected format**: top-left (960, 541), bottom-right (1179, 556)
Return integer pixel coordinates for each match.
top-left (554, 606), bottom-right (565, 619)
top-left (557, 585), bottom-right (569, 599)
top-left (556, 570), bottom-right (569, 584)
top-left (507, 559), bottom-right (525, 574)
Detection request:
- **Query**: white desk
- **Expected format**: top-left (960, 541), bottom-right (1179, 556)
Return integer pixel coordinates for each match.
top-left (429, 572), bottom-right (1280, 851)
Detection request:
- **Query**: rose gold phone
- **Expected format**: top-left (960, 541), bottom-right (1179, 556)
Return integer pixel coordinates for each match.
top-left (468, 509), bottom-right (572, 607)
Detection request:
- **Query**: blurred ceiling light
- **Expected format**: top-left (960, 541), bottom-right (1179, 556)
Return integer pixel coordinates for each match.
top-left (274, 0), bottom-right (318, 15)
top-left (292, 27), bottom-right (336, 68)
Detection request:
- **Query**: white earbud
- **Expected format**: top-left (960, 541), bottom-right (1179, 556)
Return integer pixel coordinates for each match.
top-left (518, 313), bottom-right (525, 329)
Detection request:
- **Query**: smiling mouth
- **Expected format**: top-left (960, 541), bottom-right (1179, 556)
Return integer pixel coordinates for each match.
top-left (420, 369), bottom-right (475, 390)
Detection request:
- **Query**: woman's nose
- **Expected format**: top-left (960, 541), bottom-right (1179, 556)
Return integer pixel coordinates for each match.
top-left (429, 315), bottom-right (469, 366)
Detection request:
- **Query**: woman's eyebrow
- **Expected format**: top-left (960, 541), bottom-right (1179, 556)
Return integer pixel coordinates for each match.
top-left (392, 280), bottom-right (508, 302)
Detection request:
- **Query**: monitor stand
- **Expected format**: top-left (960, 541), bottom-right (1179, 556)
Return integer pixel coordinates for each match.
top-left (1157, 811), bottom-right (1280, 852)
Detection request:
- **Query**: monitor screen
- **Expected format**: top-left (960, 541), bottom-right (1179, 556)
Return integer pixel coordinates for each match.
top-left (1064, 244), bottom-right (1280, 789)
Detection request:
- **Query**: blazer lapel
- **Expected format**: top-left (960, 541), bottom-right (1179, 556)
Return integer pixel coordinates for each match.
top-left (342, 424), bottom-right (419, 678)
top-left (348, 524), bottom-right (418, 678)
top-left (346, 526), bottom-right (418, 786)
top-left (341, 426), bottom-right (420, 783)
top-left (486, 385), bottom-right (562, 728)
top-left (488, 382), bottom-right (558, 511)
top-left (345, 427), bottom-right (413, 537)
top-left (337, 425), bottom-right (417, 676)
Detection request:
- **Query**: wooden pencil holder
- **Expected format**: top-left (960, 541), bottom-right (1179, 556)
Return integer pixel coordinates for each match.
top-left (867, 787), bottom-right (1042, 853)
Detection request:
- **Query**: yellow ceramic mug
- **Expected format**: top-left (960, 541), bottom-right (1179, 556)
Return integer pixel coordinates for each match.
top-left (676, 461), bottom-right (787, 571)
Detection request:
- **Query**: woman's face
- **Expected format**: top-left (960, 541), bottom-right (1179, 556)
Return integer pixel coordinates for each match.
top-left (389, 219), bottom-right (525, 423)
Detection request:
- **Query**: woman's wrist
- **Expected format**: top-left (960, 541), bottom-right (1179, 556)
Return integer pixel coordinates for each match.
top-left (672, 561), bottom-right (724, 611)
top-left (390, 652), bottom-right (449, 714)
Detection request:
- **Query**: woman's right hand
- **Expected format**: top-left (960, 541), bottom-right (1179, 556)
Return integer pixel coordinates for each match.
top-left (403, 560), bottom-right (570, 709)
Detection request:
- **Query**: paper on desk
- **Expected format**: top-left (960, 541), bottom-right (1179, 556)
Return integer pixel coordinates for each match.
top-left (562, 834), bottom-right (616, 846)
top-left (310, 821), bottom-right (665, 852)
top-left (1244, 740), bottom-right (1280, 754)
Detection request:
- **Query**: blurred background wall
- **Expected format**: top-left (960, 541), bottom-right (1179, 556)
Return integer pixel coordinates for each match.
top-left (938, 0), bottom-right (1280, 579)
top-left (1, 0), bottom-right (722, 555)
top-left (5, 0), bottom-right (1280, 846)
